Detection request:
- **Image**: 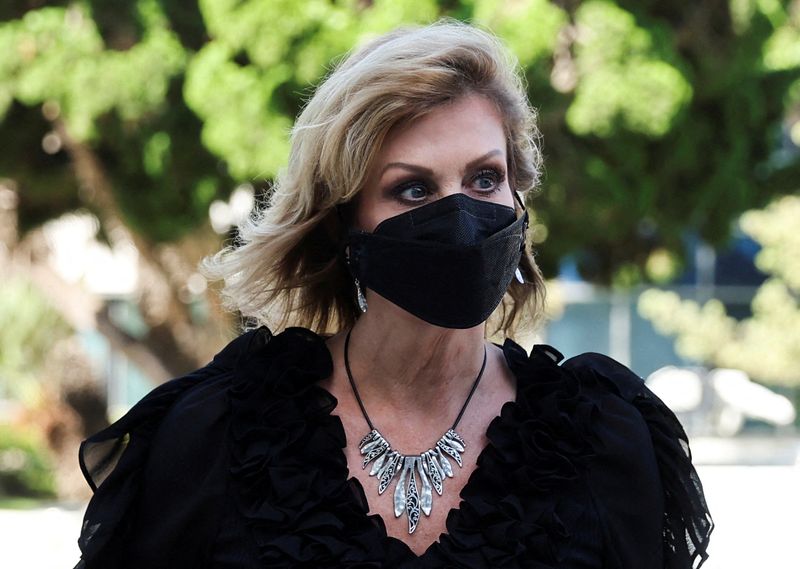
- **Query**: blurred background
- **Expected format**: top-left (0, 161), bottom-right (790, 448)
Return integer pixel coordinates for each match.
top-left (0, 0), bottom-right (798, 567)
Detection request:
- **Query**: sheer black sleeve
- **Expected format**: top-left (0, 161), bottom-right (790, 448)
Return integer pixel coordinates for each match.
top-left (74, 330), bottom-right (258, 569)
top-left (564, 353), bottom-right (714, 569)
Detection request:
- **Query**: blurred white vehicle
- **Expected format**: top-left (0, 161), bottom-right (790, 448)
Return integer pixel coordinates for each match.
top-left (646, 366), bottom-right (796, 437)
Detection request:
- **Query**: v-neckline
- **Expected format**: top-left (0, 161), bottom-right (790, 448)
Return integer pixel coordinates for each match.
top-left (228, 326), bottom-right (591, 568)
top-left (315, 339), bottom-right (522, 562)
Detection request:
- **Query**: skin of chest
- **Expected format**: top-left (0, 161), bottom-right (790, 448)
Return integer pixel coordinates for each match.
top-left (326, 345), bottom-right (515, 555)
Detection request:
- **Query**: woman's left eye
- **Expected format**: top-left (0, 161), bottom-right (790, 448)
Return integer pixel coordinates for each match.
top-left (471, 169), bottom-right (503, 193)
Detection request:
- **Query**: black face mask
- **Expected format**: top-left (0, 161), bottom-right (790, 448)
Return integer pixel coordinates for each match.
top-left (345, 192), bottom-right (528, 329)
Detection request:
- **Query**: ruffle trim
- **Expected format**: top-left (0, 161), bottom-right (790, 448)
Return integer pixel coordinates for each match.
top-left (563, 354), bottom-right (715, 569)
top-left (76, 324), bottom-right (712, 568)
top-left (427, 339), bottom-right (599, 568)
top-left (228, 326), bottom-right (599, 568)
top-left (228, 326), bottom-right (393, 568)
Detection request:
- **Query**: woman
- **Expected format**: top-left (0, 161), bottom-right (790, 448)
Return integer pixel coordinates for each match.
top-left (75, 21), bottom-right (713, 568)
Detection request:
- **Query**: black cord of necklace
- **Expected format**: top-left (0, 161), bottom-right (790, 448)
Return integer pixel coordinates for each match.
top-left (343, 328), bottom-right (376, 431)
top-left (343, 328), bottom-right (488, 433)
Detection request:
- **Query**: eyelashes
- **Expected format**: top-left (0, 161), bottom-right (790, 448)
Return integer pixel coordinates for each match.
top-left (389, 167), bottom-right (506, 204)
top-left (391, 181), bottom-right (429, 203)
top-left (473, 168), bottom-right (505, 191)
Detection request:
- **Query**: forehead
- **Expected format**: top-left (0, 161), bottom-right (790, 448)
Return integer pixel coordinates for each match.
top-left (373, 94), bottom-right (507, 165)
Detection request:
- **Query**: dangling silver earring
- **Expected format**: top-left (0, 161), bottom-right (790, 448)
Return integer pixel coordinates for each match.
top-left (354, 278), bottom-right (368, 313)
top-left (344, 244), bottom-right (368, 313)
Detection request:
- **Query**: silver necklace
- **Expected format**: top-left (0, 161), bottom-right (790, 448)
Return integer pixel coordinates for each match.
top-left (343, 329), bottom-right (487, 534)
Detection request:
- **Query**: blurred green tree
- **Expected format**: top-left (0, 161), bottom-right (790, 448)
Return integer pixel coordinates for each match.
top-left (0, 0), bottom-right (798, 380)
top-left (0, 276), bottom-right (72, 403)
top-left (638, 195), bottom-right (800, 387)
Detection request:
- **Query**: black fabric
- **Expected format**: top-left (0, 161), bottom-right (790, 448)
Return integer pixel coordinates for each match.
top-left (346, 193), bottom-right (528, 329)
top-left (75, 326), bottom-right (713, 568)
top-left (563, 354), bottom-right (714, 568)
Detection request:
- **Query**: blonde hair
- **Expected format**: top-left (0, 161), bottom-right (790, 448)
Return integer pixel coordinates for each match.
top-left (201, 20), bottom-right (546, 336)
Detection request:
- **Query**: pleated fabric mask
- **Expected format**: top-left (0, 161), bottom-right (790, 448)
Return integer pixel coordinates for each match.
top-left (346, 192), bottom-right (528, 328)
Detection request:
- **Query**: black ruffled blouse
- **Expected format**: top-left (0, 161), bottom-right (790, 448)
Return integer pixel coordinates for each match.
top-left (75, 326), bottom-right (713, 569)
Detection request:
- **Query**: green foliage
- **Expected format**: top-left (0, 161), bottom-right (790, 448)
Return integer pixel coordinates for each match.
top-left (567, 1), bottom-right (692, 138)
top-left (0, 0), bottom-right (798, 278)
top-left (0, 2), bottom-right (186, 139)
top-left (0, 424), bottom-right (57, 499)
top-left (740, 194), bottom-right (800, 288)
top-left (184, 39), bottom-right (294, 179)
top-left (0, 104), bottom-right (82, 234)
top-left (473, 0), bottom-right (565, 68)
top-left (540, 0), bottom-right (800, 282)
top-left (0, 276), bottom-right (72, 403)
top-left (0, 0), bottom-right (225, 242)
top-left (638, 290), bottom-right (738, 363)
top-left (185, 0), bottom-right (441, 179)
top-left (638, 195), bottom-right (800, 386)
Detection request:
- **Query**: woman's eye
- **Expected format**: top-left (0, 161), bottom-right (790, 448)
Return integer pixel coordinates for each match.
top-left (471, 169), bottom-right (503, 193)
top-left (395, 184), bottom-right (429, 202)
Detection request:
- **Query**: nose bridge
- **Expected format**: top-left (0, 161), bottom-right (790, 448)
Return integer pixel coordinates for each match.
top-left (437, 172), bottom-right (466, 199)
top-left (434, 177), bottom-right (520, 215)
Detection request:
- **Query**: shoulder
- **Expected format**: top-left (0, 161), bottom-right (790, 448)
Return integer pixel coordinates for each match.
top-left (558, 349), bottom-right (714, 569)
top-left (561, 351), bottom-right (693, 457)
top-left (147, 326), bottom-right (269, 441)
top-left (559, 352), bottom-right (665, 565)
top-left (562, 352), bottom-right (659, 465)
top-left (505, 340), bottom-right (714, 567)
top-left (563, 351), bottom-right (650, 402)
top-left (76, 327), bottom-right (265, 567)
top-left (79, 326), bottom-right (263, 484)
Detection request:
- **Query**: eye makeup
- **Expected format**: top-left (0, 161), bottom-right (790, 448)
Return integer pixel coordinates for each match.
top-left (382, 162), bottom-right (508, 206)
top-left (468, 167), bottom-right (506, 195)
top-left (391, 180), bottom-right (432, 204)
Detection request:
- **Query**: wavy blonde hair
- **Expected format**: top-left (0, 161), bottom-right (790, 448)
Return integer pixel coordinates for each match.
top-left (201, 20), bottom-right (546, 336)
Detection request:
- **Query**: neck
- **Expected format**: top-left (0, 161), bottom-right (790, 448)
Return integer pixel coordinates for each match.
top-left (345, 295), bottom-right (487, 418)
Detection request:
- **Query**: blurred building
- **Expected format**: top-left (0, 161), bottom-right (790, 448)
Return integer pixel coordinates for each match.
top-left (546, 231), bottom-right (766, 373)
top-left (543, 229), bottom-right (798, 440)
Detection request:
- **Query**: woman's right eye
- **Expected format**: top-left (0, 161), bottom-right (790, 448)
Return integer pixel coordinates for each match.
top-left (394, 183), bottom-right (429, 203)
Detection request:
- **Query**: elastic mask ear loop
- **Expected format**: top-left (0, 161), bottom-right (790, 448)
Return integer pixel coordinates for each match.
top-left (513, 190), bottom-right (528, 223)
top-left (513, 190), bottom-right (528, 284)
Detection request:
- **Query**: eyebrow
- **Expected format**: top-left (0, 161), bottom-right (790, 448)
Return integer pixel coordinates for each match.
top-left (379, 148), bottom-right (505, 179)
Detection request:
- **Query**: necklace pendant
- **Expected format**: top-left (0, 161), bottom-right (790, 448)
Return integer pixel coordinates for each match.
top-left (358, 427), bottom-right (467, 534)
